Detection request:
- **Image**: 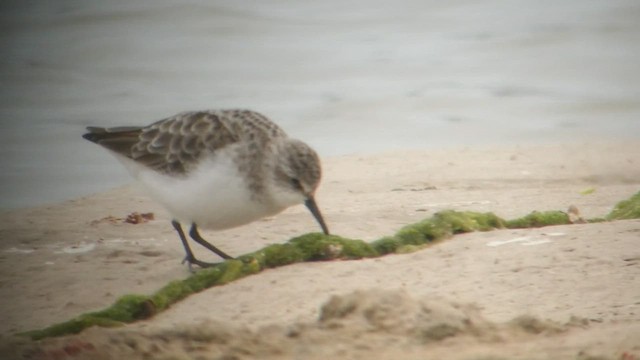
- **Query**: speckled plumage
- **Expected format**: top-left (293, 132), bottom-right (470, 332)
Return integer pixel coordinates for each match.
top-left (84, 110), bottom-right (285, 174)
top-left (83, 109), bottom-right (329, 268)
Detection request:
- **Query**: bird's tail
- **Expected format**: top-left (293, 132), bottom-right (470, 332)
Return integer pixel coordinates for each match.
top-left (82, 126), bottom-right (145, 158)
top-left (82, 126), bottom-right (143, 144)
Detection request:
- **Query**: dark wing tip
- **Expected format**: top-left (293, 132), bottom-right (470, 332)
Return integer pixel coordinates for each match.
top-left (82, 126), bottom-right (144, 144)
top-left (82, 127), bottom-right (107, 143)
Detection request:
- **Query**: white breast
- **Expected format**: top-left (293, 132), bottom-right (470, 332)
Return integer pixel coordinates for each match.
top-left (116, 151), bottom-right (290, 230)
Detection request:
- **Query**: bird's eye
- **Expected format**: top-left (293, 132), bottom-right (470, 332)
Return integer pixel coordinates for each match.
top-left (290, 178), bottom-right (302, 190)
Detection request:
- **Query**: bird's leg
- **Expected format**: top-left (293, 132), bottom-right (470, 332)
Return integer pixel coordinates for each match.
top-left (171, 220), bottom-right (216, 269)
top-left (189, 223), bottom-right (234, 260)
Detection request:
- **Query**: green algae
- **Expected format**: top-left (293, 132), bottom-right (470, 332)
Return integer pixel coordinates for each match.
top-left (380, 211), bottom-right (505, 252)
top-left (438, 210), bottom-right (505, 233)
top-left (370, 236), bottom-right (402, 255)
top-left (289, 233), bottom-right (378, 261)
top-left (607, 191), bottom-right (640, 220)
top-left (252, 243), bottom-right (305, 268)
top-left (23, 295), bottom-right (150, 340)
top-left (394, 218), bottom-right (445, 245)
top-left (20, 191), bottom-right (640, 340)
top-left (90, 294), bottom-right (153, 322)
top-left (505, 210), bottom-right (570, 228)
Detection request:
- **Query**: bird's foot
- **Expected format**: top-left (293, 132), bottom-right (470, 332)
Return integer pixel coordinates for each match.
top-left (182, 255), bottom-right (217, 271)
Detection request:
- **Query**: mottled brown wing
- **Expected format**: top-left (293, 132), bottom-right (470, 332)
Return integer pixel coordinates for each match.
top-left (83, 110), bottom-right (287, 175)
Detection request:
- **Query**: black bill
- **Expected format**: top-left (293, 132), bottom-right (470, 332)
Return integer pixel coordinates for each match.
top-left (304, 197), bottom-right (330, 235)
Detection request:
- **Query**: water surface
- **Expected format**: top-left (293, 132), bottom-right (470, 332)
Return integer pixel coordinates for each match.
top-left (1, 0), bottom-right (639, 209)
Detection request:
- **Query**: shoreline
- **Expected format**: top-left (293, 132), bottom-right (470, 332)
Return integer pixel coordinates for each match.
top-left (1, 141), bottom-right (639, 358)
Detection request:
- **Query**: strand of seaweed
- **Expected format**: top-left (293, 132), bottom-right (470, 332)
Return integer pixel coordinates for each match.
top-left (21, 191), bottom-right (640, 340)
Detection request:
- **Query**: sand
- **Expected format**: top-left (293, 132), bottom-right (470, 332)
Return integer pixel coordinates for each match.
top-left (1, 141), bottom-right (639, 359)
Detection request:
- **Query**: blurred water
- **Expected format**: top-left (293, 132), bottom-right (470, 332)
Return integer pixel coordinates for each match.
top-left (1, 0), bottom-right (639, 209)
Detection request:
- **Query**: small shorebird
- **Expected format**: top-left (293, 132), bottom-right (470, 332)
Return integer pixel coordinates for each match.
top-left (83, 109), bottom-right (329, 268)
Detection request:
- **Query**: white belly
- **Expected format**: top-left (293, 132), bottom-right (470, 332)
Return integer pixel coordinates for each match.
top-left (118, 154), bottom-right (288, 230)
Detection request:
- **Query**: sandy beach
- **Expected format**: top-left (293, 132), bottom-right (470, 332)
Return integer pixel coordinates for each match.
top-left (1, 141), bottom-right (639, 359)
top-left (2, 1), bottom-right (639, 358)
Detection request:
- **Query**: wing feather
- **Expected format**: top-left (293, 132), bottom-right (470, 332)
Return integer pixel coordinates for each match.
top-left (83, 109), bottom-right (287, 175)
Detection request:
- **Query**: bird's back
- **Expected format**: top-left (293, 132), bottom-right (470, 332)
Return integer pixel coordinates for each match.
top-left (83, 110), bottom-right (287, 175)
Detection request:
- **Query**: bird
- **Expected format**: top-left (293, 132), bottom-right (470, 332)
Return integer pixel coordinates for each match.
top-left (82, 109), bottom-right (329, 268)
